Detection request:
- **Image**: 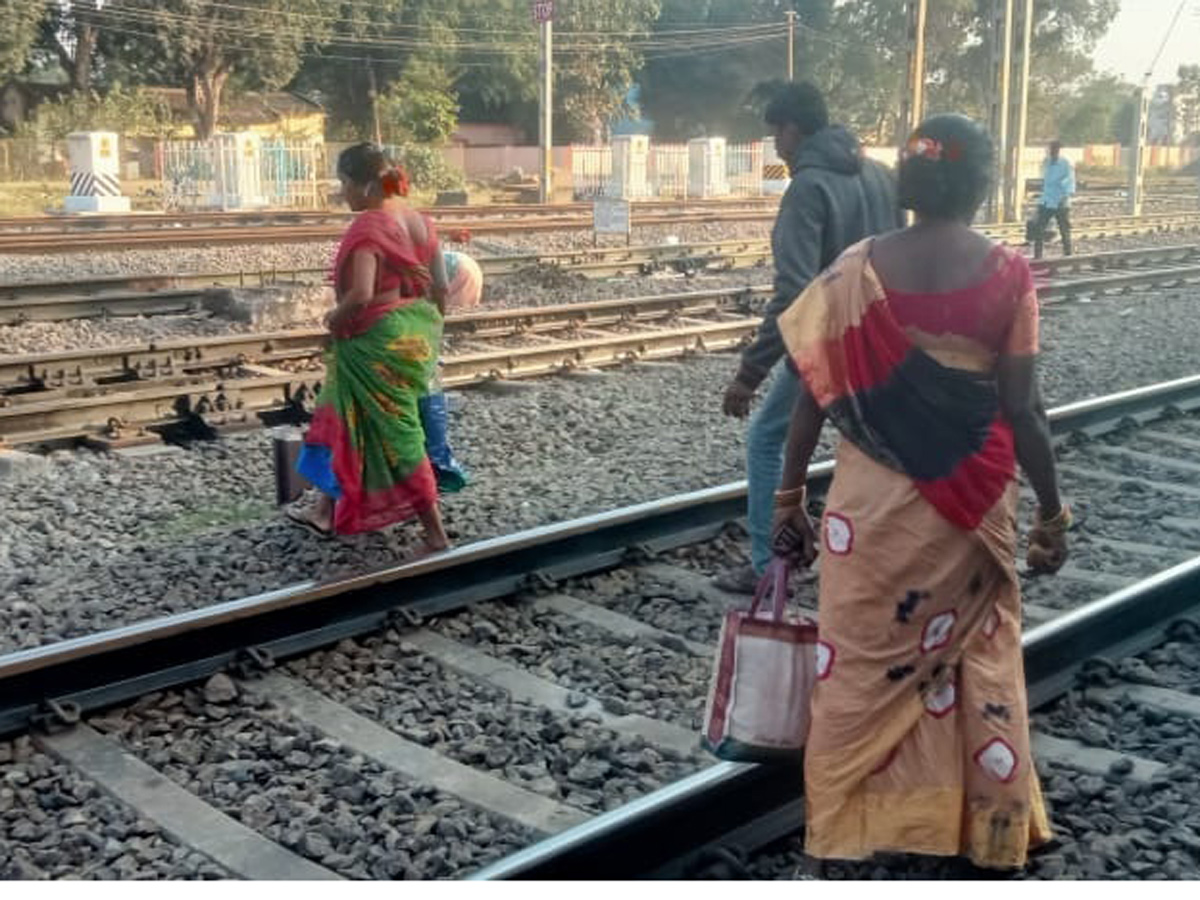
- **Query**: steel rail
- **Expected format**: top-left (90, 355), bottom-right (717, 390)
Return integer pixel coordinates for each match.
top-left (0, 211), bottom-right (1197, 254)
top-left (471, 554), bottom-right (1200, 879)
top-left (1, 236), bottom-right (1196, 327)
top-left (0, 185), bottom-right (1191, 235)
top-left (4, 256), bottom-right (1200, 444)
top-left (1, 374), bottom-right (1196, 738)
top-left (0, 287), bottom-right (769, 394)
top-left (0, 239), bottom-right (774, 325)
top-left (0, 198), bottom-right (784, 235)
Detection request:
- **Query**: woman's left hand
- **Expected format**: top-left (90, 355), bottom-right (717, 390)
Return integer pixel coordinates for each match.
top-left (324, 307), bottom-right (348, 340)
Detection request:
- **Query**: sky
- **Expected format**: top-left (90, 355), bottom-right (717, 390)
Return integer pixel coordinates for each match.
top-left (1093, 0), bottom-right (1200, 84)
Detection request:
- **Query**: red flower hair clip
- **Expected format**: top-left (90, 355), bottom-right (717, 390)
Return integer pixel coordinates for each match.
top-left (905, 135), bottom-right (964, 163)
top-left (906, 135), bottom-right (944, 160)
top-left (380, 166), bottom-right (410, 198)
top-left (450, 228), bottom-right (472, 244)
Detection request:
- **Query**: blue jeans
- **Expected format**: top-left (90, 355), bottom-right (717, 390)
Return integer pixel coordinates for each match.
top-left (746, 364), bottom-right (802, 574)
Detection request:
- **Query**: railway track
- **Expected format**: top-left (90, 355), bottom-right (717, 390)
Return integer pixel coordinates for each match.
top-left (3, 213), bottom-right (1199, 327)
top-left (0, 287), bottom-right (768, 446)
top-left (0, 182), bottom-right (1189, 236)
top-left (0, 238), bottom-right (775, 325)
top-left (0, 208), bottom-right (1197, 254)
top-left (1, 377), bottom-right (1199, 879)
top-left (4, 242), bottom-right (1200, 447)
top-left (0, 197), bottom-right (783, 235)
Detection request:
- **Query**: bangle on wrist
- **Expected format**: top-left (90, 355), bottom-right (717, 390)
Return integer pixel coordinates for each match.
top-left (774, 486), bottom-right (807, 508)
top-left (1037, 503), bottom-right (1072, 533)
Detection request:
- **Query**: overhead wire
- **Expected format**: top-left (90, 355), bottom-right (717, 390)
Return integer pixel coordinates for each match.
top-left (108, 0), bottom-right (788, 39)
top-left (91, 12), bottom-right (783, 57)
top-left (1141, 0), bottom-right (1189, 83)
top-left (86, 17), bottom-right (787, 68)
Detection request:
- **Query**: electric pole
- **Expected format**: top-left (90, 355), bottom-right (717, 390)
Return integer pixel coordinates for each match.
top-left (368, 65), bottom-right (382, 148)
top-left (785, 10), bottom-right (797, 81)
top-left (897, 0), bottom-right (928, 143)
top-left (1129, 85), bottom-right (1150, 216)
top-left (986, 0), bottom-right (1013, 223)
top-left (536, 2), bottom-right (555, 204)
top-left (1003, 0), bottom-right (1032, 223)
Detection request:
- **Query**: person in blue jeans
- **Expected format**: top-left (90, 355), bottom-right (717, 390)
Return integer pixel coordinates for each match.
top-left (715, 82), bottom-right (903, 594)
top-left (420, 249), bottom-right (480, 493)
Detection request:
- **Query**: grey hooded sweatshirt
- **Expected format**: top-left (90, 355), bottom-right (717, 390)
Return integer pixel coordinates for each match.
top-left (735, 125), bottom-right (903, 390)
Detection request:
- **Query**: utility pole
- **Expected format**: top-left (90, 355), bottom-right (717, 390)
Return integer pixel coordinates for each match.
top-left (368, 65), bottom-right (382, 148)
top-left (785, 10), bottom-right (797, 81)
top-left (986, 0), bottom-right (1013, 223)
top-left (897, 0), bottom-right (928, 143)
top-left (1128, 85), bottom-right (1150, 216)
top-left (535, 1), bottom-right (555, 204)
top-left (1003, 0), bottom-right (1033, 223)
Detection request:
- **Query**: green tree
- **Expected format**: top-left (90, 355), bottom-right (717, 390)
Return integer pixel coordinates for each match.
top-left (553, 0), bottom-right (661, 142)
top-left (1178, 65), bottom-right (1200, 143)
top-left (639, 0), bottom-right (1119, 145)
top-left (37, 1), bottom-right (103, 90)
top-left (103, 1), bottom-right (332, 139)
top-left (1055, 74), bottom-right (1137, 144)
top-left (640, 1), bottom-right (837, 141)
top-left (0, 0), bottom-right (47, 80)
top-left (378, 59), bottom-right (459, 145)
top-left (17, 84), bottom-right (175, 139)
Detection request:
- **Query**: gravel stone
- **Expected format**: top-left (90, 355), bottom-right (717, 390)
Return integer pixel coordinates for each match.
top-left (203, 674), bottom-right (239, 705)
top-left (0, 736), bottom-right (227, 880)
top-left (285, 629), bottom-right (702, 813)
top-left (91, 686), bottom-right (535, 879)
top-left (3, 273), bottom-right (1200, 650)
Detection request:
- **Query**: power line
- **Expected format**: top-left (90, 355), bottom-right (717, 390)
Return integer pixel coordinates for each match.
top-left (95, 6), bottom-right (785, 54)
top-left (94, 7), bottom-right (786, 56)
top-left (1142, 0), bottom-right (1189, 83)
top-left (85, 18), bottom-right (788, 69)
top-left (101, 1), bottom-right (786, 42)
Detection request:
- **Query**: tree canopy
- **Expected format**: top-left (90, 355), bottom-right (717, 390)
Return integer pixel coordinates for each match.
top-left (0, 0), bottom-right (1172, 148)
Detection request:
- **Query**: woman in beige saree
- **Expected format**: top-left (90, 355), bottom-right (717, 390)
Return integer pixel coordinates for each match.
top-left (772, 115), bottom-right (1071, 871)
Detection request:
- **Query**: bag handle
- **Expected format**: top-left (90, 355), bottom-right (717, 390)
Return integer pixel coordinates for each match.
top-left (748, 558), bottom-right (790, 622)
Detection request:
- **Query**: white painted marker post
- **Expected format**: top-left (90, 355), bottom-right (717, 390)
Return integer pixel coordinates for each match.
top-left (64, 132), bottom-right (131, 214)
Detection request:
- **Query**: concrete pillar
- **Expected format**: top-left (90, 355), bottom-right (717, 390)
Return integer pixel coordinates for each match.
top-left (209, 132), bottom-right (265, 210)
top-left (687, 138), bottom-right (728, 199)
top-left (610, 135), bottom-right (650, 199)
top-left (64, 132), bottom-right (131, 213)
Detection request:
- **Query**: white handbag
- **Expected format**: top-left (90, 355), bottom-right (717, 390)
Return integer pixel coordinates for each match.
top-left (702, 559), bottom-right (817, 762)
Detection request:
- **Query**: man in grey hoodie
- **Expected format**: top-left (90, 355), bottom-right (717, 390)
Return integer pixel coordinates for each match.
top-left (717, 82), bottom-right (902, 594)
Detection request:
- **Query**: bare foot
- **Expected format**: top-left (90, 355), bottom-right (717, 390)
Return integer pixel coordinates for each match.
top-left (285, 498), bottom-right (333, 536)
top-left (413, 536), bottom-right (451, 559)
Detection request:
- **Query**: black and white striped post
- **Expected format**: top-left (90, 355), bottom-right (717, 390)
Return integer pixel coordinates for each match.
top-left (64, 132), bottom-right (131, 214)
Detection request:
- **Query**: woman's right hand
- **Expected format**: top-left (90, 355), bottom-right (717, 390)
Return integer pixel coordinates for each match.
top-left (772, 504), bottom-right (819, 568)
top-left (1027, 504), bottom-right (1071, 574)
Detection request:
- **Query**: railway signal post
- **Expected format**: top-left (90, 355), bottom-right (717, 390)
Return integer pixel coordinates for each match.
top-left (1129, 86), bottom-right (1150, 217)
top-left (986, 0), bottom-right (1014, 223)
top-left (785, 10), bottom-right (797, 81)
top-left (897, 0), bottom-right (928, 144)
top-left (534, 0), bottom-right (555, 204)
top-left (1003, 0), bottom-right (1033, 222)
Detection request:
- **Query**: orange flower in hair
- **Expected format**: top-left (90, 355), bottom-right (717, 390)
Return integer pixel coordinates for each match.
top-left (450, 228), bottom-right (472, 244)
top-left (380, 166), bottom-right (410, 198)
top-left (905, 135), bottom-right (944, 161)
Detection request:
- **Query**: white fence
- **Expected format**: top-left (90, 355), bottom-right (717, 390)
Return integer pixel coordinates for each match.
top-left (570, 141), bottom-right (765, 200)
top-left (162, 138), bottom-right (325, 211)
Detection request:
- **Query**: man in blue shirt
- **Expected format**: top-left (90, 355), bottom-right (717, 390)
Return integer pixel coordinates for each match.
top-left (1032, 140), bottom-right (1075, 258)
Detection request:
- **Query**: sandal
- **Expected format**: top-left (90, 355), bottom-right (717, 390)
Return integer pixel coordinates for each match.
top-left (285, 503), bottom-right (333, 538)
